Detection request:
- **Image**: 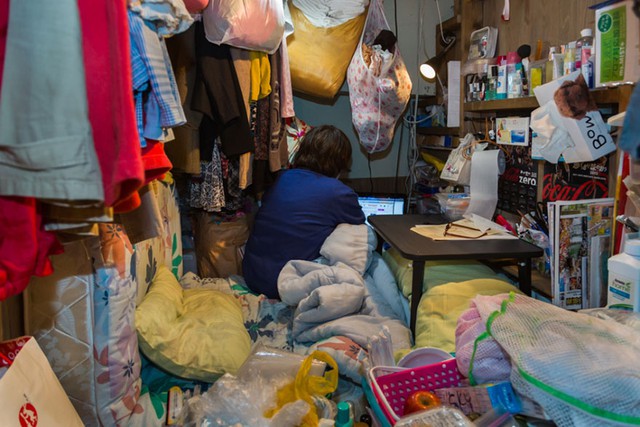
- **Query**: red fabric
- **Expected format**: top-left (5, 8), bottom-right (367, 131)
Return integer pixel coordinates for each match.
top-left (0, 197), bottom-right (63, 301)
top-left (113, 140), bottom-right (173, 213)
top-left (0, 0), bottom-right (62, 301)
top-left (78, 0), bottom-right (144, 207)
top-left (183, 0), bottom-right (209, 13)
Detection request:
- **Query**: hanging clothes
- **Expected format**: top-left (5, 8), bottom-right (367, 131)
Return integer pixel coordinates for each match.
top-left (114, 139), bottom-right (173, 213)
top-left (268, 49), bottom-right (288, 172)
top-left (128, 9), bottom-right (186, 146)
top-left (0, 0), bottom-right (63, 302)
top-left (129, 0), bottom-right (193, 37)
top-left (279, 34), bottom-right (296, 119)
top-left (78, 0), bottom-right (145, 207)
top-left (191, 21), bottom-right (254, 158)
top-left (0, 0), bottom-right (103, 201)
top-left (230, 46), bottom-right (254, 190)
top-left (165, 25), bottom-right (203, 175)
top-left (190, 139), bottom-right (226, 212)
top-left (249, 51), bottom-right (272, 101)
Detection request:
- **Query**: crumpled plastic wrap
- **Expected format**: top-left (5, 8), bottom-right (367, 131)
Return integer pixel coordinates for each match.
top-left (184, 374), bottom-right (309, 427)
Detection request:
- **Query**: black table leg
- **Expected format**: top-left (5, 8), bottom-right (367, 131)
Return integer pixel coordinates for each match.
top-left (410, 260), bottom-right (425, 338)
top-left (518, 258), bottom-right (532, 296)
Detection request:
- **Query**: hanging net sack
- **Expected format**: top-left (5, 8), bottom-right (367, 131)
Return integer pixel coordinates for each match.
top-left (346, 0), bottom-right (412, 153)
top-left (462, 293), bottom-right (640, 426)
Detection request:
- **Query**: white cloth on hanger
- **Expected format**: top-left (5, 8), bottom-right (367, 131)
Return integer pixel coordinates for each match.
top-left (292, 0), bottom-right (369, 28)
top-left (129, 0), bottom-right (194, 36)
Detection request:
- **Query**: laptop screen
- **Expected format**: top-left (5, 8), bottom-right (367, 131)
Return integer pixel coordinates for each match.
top-left (358, 196), bottom-right (405, 225)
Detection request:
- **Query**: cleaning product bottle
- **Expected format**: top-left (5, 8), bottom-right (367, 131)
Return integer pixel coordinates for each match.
top-left (607, 238), bottom-right (640, 311)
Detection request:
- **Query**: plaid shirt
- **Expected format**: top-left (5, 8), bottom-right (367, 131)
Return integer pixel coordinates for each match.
top-left (128, 11), bottom-right (185, 146)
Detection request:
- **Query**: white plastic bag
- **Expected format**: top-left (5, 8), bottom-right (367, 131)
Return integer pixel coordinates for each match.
top-left (440, 134), bottom-right (481, 185)
top-left (202, 0), bottom-right (285, 54)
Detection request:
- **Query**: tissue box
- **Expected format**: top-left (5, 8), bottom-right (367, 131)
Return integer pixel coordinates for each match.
top-left (595, 0), bottom-right (640, 87)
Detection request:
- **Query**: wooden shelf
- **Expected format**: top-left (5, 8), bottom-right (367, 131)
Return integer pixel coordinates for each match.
top-left (463, 85), bottom-right (634, 113)
top-left (416, 127), bottom-right (460, 136)
top-left (419, 145), bottom-right (454, 151)
top-left (465, 97), bottom-right (538, 112)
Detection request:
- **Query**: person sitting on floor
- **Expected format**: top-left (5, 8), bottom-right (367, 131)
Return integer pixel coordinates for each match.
top-left (242, 125), bottom-right (365, 299)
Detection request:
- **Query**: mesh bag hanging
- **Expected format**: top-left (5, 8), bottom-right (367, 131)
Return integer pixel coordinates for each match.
top-left (462, 293), bottom-right (640, 426)
top-left (346, 0), bottom-right (412, 153)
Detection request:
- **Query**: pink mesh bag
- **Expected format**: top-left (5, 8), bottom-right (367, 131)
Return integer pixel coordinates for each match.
top-left (347, 0), bottom-right (412, 153)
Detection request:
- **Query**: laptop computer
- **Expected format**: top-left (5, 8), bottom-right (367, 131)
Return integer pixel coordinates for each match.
top-left (358, 195), bottom-right (406, 225)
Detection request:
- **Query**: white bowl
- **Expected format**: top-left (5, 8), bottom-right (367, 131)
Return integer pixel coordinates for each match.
top-left (397, 347), bottom-right (453, 368)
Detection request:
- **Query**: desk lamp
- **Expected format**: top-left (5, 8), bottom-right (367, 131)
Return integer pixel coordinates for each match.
top-left (419, 33), bottom-right (456, 80)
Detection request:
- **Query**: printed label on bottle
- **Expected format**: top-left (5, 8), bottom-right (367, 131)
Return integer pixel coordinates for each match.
top-left (607, 270), bottom-right (637, 310)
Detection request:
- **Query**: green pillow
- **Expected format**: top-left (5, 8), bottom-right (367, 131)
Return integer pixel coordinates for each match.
top-left (382, 247), bottom-right (504, 298)
top-left (136, 265), bottom-right (251, 382)
top-left (414, 279), bottom-right (521, 353)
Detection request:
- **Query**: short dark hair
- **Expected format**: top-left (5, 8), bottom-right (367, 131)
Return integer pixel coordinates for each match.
top-left (292, 125), bottom-right (352, 177)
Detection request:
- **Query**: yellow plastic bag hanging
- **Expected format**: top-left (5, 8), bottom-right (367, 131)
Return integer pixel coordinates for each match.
top-left (264, 350), bottom-right (339, 426)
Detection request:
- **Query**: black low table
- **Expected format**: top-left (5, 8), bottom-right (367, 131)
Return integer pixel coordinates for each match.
top-left (368, 214), bottom-right (544, 335)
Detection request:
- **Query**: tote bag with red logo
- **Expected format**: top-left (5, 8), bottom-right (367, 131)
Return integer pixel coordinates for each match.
top-left (347, 0), bottom-right (412, 153)
top-left (0, 336), bottom-right (83, 427)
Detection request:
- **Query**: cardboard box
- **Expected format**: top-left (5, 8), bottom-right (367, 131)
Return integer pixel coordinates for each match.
top-left (595, 0), bottom-right (640, 87)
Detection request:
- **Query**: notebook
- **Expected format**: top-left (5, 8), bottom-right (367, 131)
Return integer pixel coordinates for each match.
top-left (358, 195), bottom-right (405, 225)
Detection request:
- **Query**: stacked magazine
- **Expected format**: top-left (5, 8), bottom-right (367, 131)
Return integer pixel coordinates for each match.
top-left (547, 198), bottom-right (614, 310)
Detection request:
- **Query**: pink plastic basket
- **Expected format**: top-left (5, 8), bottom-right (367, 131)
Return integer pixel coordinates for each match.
top-left (368, 359), bottom-right (463, 424)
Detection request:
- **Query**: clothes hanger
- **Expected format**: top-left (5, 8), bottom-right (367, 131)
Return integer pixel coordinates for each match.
top-left (462, 117), bottom-right (511, 162)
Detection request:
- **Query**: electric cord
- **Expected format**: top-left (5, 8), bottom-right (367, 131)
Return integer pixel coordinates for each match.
top-left (393, 0), bottom-right (398, 39)
top-left (367, 153), bottom-right (373, 194)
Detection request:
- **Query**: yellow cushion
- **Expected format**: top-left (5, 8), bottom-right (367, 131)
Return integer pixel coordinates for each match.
top-left (382, 247), bottom-right (503, 298)
top-left (136, 265), bottom-right (251, 382)
top-left (414, 279), bottom-right (521, 353)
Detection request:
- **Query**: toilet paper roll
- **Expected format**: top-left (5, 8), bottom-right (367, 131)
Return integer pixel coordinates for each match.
top-left (464, 149), bottom-right (505, 220)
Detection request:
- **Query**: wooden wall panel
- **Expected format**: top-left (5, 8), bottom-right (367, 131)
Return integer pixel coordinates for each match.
top-left (480, 0), bottom-right (601, 57)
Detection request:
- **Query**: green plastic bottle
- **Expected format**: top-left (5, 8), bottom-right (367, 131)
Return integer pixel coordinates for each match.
top-left (335, 401), bottom-right (354, 427)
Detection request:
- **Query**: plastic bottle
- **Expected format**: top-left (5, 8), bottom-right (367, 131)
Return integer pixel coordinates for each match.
top-left (496, 55), bottom-right (508, 99)
top-left (505, 51), bottom-right (520, 98)
top-left (576, 28), bottom-right (593, 64)
top-left (607, 239), bottom-right (640, 311)
top-left (577, 28), bottom-right (594, 88)
top-left (508, 63), bottom-right (523, 98)
top-left (335, 401), bottom-right (354, 427)
top-left (563, 42), bottom-right (576, 75)
top-left (486, 65), bottom-right (499, 100)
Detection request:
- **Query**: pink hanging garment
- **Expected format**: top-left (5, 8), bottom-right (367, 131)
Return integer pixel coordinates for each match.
top-left (78, 0), bottom-right (145, 207)
top-left (347, 0), bottom-right (412, 153)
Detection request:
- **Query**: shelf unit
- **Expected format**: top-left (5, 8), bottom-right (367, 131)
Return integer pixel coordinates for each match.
top-left (455, 0), bottom-right (635, 300)
top-left (416, 126), bottom-right (460, 136)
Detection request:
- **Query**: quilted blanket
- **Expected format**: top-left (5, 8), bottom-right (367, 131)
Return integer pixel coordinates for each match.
top-left (278, 224), bottom-right (412, 351)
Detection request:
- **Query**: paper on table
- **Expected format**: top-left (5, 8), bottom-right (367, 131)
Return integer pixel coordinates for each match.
top-left (464, 150), bottom-right (505, 220)
top-left (411, 222), bottom-right (517, 241)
